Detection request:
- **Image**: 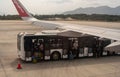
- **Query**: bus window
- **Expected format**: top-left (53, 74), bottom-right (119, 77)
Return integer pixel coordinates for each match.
top-left (45, 50), bottom-right (50, 56)
top-left (63, 38), bottom-right (69, 55)
top-left (88, 48), bottom-right (92, 53)
top-left (63, 49), bottom-right (68, 55)
top-left (49, 38), bottom-right (63, 49)
top-left (32, 39), bottom-right (44, 51)
top-left (32, 39), bottom-right (39, 52)
top-left (38, 39), bottom-right (44, 53)
top-left (72, 40), bottom-right (78, 50)
top-left (44, 39), bottom-right (50, 56)
top-left (79, 48), bottom-right (84, 54)
top-left (69, 38), bottom-right (78, 49)
top-left (24, 37), bottom-right (32, 51)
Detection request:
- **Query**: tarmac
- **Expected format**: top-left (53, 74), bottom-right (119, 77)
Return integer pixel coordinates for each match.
top-left (0, 20), bottom-right (120, 77)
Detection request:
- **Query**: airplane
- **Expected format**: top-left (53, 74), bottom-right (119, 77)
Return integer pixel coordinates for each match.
top-left (12, 0), bottom-right (120, 52)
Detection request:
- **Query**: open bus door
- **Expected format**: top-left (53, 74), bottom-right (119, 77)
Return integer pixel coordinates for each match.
top-left (32, 38), bottom-right (45, 62)
top-left (68, 38), bottom-right (79, 59)
top-left (24, 36), bottom-right (45, 62)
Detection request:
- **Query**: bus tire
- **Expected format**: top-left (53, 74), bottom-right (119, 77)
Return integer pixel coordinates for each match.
top-left (51, 51), bottom-right (61, 61)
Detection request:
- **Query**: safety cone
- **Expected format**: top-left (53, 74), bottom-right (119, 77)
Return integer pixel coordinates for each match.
top-left (17, 58), bottom-right (22, 69)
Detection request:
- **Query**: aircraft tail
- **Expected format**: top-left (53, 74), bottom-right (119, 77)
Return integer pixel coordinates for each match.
top-left (12, 0), bottom-right (37, 21)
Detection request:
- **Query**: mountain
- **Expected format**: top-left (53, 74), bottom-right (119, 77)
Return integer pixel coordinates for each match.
top-left (63, 6), bottom-right (120, 15)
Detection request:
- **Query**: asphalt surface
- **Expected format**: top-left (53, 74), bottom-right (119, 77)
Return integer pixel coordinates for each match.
top-left (0, 20), bottom-right (120, 77)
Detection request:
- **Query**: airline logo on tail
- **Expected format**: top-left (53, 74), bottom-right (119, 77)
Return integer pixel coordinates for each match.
top-left (12, 0), bottom-right (29, 17)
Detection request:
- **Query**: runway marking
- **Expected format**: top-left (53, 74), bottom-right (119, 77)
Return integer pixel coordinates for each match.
top-left (0, 59), bottom-right (8, 77)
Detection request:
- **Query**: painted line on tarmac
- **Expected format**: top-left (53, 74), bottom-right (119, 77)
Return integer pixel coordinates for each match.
top-left (0, 59), bottom-right (8, 77)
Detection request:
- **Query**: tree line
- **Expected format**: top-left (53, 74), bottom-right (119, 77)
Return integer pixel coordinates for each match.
top-left (0, 15), bottom-right (21, 20)
top-left (0, 14), bottom-right (120, 22)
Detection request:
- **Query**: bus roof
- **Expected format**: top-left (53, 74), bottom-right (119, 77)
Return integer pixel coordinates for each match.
top-left (19, 30), bottom-right (94, 37)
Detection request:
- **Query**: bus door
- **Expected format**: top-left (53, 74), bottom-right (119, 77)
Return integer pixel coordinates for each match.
top-left (79, 48), bottom-right (84, 57)
top-left (68, 38), bottom-right (79, 59)
top-left (38, 39), bottom-right (44, 60)
top-left (32, 38), bottom-right (44, 61)
top-left (83, 47), bottom-right (93, 57)
top-left (62, 37), bottom-right (69, 59)
top-left (24, 36), bottom-right (33, 61)
top-left (84, 47), bottom-right (89, 56)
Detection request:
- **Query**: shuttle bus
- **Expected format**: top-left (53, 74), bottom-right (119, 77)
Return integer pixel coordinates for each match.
top-left (17, 31), bottom-right (111, 62)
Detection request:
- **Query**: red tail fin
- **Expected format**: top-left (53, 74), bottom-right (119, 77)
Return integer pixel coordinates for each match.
top-left (12, 0), bottom-right (31, 17)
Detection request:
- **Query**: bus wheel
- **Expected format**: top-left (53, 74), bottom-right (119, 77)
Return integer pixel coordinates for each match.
top-left (51, 52), bottom-right (61, 61)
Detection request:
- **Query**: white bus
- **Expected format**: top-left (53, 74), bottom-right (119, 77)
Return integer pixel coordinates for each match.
top-left (17, 31), bottom-right (111, 62)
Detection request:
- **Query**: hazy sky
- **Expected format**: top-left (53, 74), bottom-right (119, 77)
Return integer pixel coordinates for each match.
top-left (0, 0), bottom-right (120, 15)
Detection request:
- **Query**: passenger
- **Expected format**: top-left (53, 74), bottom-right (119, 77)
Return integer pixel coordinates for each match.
top-left (39, 44), bottom-right (44, 51)
top-left (95, 39), bottom-right (103, 58)
top-left (32, 52), bottom-right (38, 63)
top-left (33, 39), bottom-right (39, 52)
top-left (72, 40), bottom-right (79, 58)
top-left (38, 44), bottom-right (44, 60)
top-left (73, 41), bottom-right (78, 49)
top-left (98, 39), bottom-right (104, 57)
top-left (69, 50), bottom-right (74, 59)
top-left (93, 38), bottom-right (99, 58)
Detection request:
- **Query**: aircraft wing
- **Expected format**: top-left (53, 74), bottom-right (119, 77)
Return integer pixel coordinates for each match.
top-left (12, 0), bottom-right (120, 52)
top-left (33, 20), bottom-right (120, 41)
